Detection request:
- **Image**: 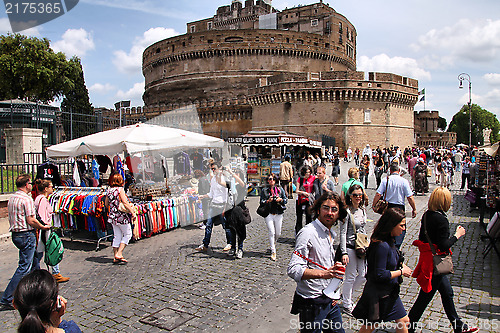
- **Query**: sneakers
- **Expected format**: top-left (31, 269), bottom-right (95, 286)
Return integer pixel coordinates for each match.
top-left (222, 244), bottom-right (232, 252)
top-left (195, 244), bottom-right (208, 252)
top-left (228, 249), bottom-right (235, 256)
top-left (342, 307), bottom-right (353, 317)
top-left (461, 326), bottom-right (479, 333)
top-left (53, 273), bottom-right (70, 283)
top-left (0, 302), bottom-right (14, 311)
top-left (270, 252), bottom-right (277, 261)
top-left (198, 224), bottom-right (206, 229)
top-left (236, 249), bottom-right (243, 259)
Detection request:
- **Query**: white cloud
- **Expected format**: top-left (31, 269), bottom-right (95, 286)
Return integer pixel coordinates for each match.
top-left (116, 82), bottom-right (144, 100)
top-left (51, 28), bottom-right (95, 57)
top-left (89, 83), bottom-right (116, 94)
top-left (113, 27), bottom-right (179, 75)
top-left (81, 0), bottom-right (192, 19)
top-left (357, 54), bottom-right (431, 81)
top-left (411, 19), bottom-right (500, 63)
top-left (483, 73), bottom-right (500, 85)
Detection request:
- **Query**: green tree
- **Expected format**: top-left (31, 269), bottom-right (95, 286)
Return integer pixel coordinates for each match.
top-left (437, 116), bottom-right (447, 131)
top-left (0, 33), bottom-right (75, 102)
top-left (60, 57), bottom-right (94, 140)
top-left (448, 104), bottom-right (500, 145)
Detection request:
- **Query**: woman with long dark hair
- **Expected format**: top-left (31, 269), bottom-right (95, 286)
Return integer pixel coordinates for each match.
top-left (352, 208), bottom-right (412, 333)
top-left (408, 187), bottom-right (477, 333)
top-left (260, 173), bottom-right (287, 260)
top-left (13, 269), bottom-right (82, 333)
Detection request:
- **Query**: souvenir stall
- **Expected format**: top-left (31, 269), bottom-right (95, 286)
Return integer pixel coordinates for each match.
top-left (228, 131), bottom-right (323, 195)
top-left (45, 123), bottom-right (224, 246)
top-left (469, 143), bottom-right (500, 259)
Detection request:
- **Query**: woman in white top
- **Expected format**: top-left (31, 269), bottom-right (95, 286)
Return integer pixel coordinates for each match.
top-left (340, 183), bottom-right (368, 315)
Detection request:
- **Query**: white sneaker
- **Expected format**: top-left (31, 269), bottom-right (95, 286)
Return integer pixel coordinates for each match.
top-left (236, 249), bottom-right (243, 259)
top-left (270, 252), bottom-right (277, 261)
top-left (223, 244), bottom-right (232, 252)
top-left (199, 224), bottom-right (206, 229)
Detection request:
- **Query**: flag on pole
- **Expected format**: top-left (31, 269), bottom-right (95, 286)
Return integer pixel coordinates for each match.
top-left (419, 88), bottom-right (425, 95)
top-left (419, 95), bottom-right (425, 102)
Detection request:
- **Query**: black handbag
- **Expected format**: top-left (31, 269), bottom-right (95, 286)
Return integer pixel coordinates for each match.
top-left (423, 212), bottom-right (454, 275)
top-left (256, 202), bottom-right (270, 218)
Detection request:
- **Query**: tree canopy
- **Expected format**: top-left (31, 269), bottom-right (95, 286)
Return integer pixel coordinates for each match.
top-left (0, 33), bottom-right (78, 103)
top-left (437, 116), bottom-right (447, 131)
top-left (448, 104), bottom-right (500, 145)
top-left (60, 57), bottom-right (94, 140)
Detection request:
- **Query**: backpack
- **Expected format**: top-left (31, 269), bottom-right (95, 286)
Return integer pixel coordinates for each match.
top-left (43, 231), bottom-right (64, 266)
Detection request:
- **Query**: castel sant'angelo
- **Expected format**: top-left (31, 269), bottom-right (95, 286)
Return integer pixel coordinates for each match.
top-left (140, 0), bottom-right (419, 149)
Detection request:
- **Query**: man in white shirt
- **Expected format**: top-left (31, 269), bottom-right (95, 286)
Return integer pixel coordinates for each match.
top-left (288, 192), bottom-right (347, 332)
top-left (196, 163), bottom-right (232, 253)
top-left (372, 163), bottom-right (416, 249)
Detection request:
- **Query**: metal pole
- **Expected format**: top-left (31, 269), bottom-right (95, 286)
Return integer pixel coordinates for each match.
top-left (458, 73), bottom-right (471, 154)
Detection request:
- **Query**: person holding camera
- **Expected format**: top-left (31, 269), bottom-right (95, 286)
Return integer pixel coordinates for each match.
top-left (260, 173), bottom-right (287, 261)
top-left (339, 184), bottom-right (368, 316)
top-left (352, 208), bottom-right (412, 333)
top-left (13, 269), bottom-right (82, 333)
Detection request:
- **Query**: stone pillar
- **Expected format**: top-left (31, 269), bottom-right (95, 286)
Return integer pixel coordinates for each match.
top-left (4, 128), bottom-right (43, 164)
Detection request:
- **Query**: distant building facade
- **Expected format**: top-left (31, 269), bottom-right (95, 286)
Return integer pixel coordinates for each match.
top-left (139, 1), bottom-right (419, 148)
top-left (414, 110), bottom-right (457, 147)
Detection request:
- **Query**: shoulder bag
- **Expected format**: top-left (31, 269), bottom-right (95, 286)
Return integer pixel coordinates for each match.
top-left (373, 174), bottom-right (390, 214)
top-left (349, 210), bottom-right (370, 258)
top-left (257, 188), bottom-right (271, 218)
top-left (423, 212), bottom-right (454, 275)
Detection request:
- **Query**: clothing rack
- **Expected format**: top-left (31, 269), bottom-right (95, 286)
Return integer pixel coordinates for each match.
top-left (51, 186), bottom-right (111, 251)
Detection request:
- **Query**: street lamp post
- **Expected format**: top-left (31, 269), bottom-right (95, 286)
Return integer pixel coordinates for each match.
top-left (458, 73), bottom-right (472, 153)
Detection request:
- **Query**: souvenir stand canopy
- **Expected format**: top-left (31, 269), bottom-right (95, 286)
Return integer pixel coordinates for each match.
top-left (46, 123), bottom-right (224, 247)
top-left (228, 131), bottom-right (323, 195)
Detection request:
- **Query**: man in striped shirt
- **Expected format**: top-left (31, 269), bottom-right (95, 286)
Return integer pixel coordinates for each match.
top-left (0, 174), bottom-right (50, 310)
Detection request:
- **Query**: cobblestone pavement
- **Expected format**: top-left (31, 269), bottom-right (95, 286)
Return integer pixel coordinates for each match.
top-left (1, 160), bottom-right (498, 332)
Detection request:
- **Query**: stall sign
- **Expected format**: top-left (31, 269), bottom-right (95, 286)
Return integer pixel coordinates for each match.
top-left (280, 136), bottom-right (309, 145)
top-left (228, 137), bottom-right (279, 145)
top-left (309, 139), bottom-right (322, 148)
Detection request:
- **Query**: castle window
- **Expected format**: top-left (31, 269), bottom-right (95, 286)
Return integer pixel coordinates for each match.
top-left (156, 48), bottom-right (160, 54)
top-left (286, 38), bottom-right (290, 43)
top-left (208, 39), bottom-right (213, 44)
top-left (297, 39), bottom-right (304, 44)
top-left (190, 25), bottom-right (196, 33)
top-left (311, 19), bottom-right (318, 27)
top-left (207, 22), bottom-right (213, 30)
top-left (325, 43), bottom-right (330, 48)
top-left (377, 84), bottom-right (382, 88)
top-left (364, 109), bottom-right (371, 123)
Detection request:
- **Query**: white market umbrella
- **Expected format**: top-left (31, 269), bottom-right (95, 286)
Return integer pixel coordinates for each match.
top-left (46, 123), bottom-right (224, 159)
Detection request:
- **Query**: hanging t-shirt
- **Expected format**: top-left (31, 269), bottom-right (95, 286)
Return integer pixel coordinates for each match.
top-left (95, 155), bottom-right (113, 173)
top-left (174, 152), bottom-right (191, 175)
top-left (36, 163), bottom-right (62, 186)
top-left (190, 152), bottom-right (204, 171)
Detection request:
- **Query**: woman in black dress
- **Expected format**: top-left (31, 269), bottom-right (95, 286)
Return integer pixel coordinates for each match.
top-left (353, 207), bottom-right (412, 333)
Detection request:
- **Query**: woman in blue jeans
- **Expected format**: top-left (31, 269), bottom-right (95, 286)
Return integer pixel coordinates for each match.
top-left (408, 187), bottom-right (477, 333)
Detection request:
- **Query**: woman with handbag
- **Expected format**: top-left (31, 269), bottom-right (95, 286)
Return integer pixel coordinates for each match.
top-left (107, 172), bottom-right (137, 264)
top-left (352, 207), bottom-right (412, 333)
top-left (260, 173), bottom-right (287, 261)
top-left (359, 155), bottom-right (370, 189)
top-left (340, 184), bottom-right (369, 316)
top-left (408, 187), bottom-right (477, 333)
top-left (295, 166), bottom-right (315, 236)
top-left (33, 179), bottom-right (70, 283)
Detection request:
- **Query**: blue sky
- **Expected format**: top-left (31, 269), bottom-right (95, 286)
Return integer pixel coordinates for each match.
top-left (1, 0), bottom-right (499, 125)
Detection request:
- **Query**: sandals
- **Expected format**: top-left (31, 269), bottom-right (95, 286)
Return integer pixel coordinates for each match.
top-left (113, 257), bottom-right (128, 264)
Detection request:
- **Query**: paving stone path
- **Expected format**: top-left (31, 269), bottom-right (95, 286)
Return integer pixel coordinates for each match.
top-left (1, 160), bottom-right (498, 332)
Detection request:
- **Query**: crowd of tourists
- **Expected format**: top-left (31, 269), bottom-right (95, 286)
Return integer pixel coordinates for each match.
top-left (0, 143), bottom-right (480, 333)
